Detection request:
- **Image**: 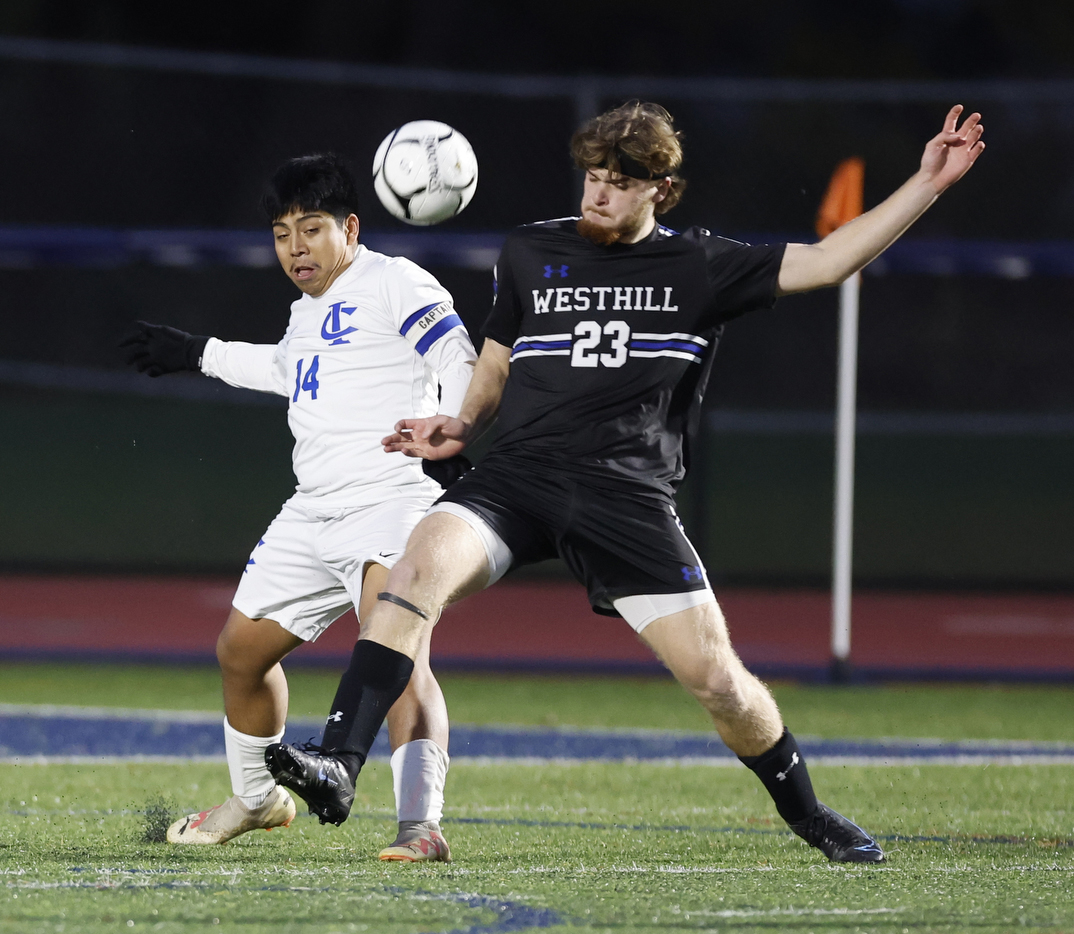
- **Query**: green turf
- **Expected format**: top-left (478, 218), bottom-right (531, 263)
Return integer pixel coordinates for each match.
top-left (0, 760), bottom-right (1071, 933)
top-left (2, 662), bottom-right (1073, 741)
top-left (3, 667), bottom-right (1074, 930)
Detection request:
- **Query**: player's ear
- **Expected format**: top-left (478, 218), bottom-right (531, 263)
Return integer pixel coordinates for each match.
top-left (345, 213), bottom-right (360, 244)
top-left (652, 179), bottom-right (671, 204)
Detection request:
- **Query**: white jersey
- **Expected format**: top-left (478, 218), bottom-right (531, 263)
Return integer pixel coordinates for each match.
top-left (200, 245), bottom-right (476, 510)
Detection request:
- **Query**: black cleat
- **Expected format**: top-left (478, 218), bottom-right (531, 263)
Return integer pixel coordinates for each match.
top-left (264, 742), bottom-right (355, 826)
top-left (789, 803), bottom-right (885, 863)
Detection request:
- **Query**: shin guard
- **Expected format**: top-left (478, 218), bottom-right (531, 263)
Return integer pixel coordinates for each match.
top-left (321, 640), bottom-right (415, 774)
top-left (738, 729), bottom-right (819, 825)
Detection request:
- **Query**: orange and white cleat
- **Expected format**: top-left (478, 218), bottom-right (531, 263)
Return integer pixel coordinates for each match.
top-left (166, 786), bottom-right (296, 845)
top-left (378, 820), bottom-right (452, 862)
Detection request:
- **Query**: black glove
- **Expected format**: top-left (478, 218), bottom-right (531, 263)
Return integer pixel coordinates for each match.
top-left (119, 321), bottom-right (210, 377)
top-left (422, 454), bottom-right (473, 489)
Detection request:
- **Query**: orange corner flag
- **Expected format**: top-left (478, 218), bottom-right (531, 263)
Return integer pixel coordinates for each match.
top-left (815, 157), bottom-right (865, 239)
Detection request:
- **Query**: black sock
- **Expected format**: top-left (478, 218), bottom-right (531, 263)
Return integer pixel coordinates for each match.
top-left (321, 640), bottom-right (414, 780)
top-left (738, 728), bottom-right (818, 825)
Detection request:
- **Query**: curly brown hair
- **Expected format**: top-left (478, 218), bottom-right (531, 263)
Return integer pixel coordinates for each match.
top-left (570, 101), bottom-right (686, 215)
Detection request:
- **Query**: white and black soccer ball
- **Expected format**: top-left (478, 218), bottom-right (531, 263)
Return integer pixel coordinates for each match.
top-left (372, 121), bottom-right (478, 226)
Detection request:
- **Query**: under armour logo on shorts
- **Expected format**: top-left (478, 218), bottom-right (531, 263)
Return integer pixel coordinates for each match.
top-left (681, 565), bottom-right (704, 583)
top-left (326, 711), bottom-right (344, 723)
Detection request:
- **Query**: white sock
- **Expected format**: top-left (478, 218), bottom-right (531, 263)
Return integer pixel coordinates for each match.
top-left (391, 739), bottom-right (449, 823)
top-left (223, 717), bottom-right (284, 809)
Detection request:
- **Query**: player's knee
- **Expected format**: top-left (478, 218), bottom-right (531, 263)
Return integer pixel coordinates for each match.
top-left (215, 628), bottom-right (247, 675)
top-left (683, 661), bottom-right (749, 717)
top-left (216, 615), bottom-right (273, 679)
top-left (383, 553), bottom-right (448, 610)
top-left (384, 554), bottom-right (420, 593)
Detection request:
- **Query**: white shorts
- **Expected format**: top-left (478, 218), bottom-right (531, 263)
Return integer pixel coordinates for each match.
top-left (232, 494), bottom-right (436, 642)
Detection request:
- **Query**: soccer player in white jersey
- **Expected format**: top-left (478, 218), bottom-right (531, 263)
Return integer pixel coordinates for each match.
top-left (121, 154), bottom-right (476, 860)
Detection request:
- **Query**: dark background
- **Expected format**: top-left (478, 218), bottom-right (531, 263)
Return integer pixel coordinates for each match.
top-left (4, 0), bottom-right (1073, 80)
top-left (1, 1), bottom-right (1072, 586)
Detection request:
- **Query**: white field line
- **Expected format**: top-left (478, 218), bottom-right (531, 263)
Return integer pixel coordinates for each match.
top-left (6, 865), bottom-right (1070, 879)
top-left (0, 755), bottom-right (229, 765)
top-left (480, 864), bottom-right (1074, 875)
top-left (0, 703), bottom-right (225, 722)
top-left (6, 864), bottom-right (1072, 881)
top-left (0, 880), bottom-right (908, 912)
top-left (449, 754), bottom-right (1074, 767)
top-left (690, 907), bottom-right (902, 918)
top-left (808, 754), bottom-right (1074, 766)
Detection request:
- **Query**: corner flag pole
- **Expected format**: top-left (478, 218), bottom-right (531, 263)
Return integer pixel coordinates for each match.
top-left (815, 157), bottom-right (865, 683)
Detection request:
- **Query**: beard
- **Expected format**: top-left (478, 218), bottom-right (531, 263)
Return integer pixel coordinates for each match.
top-left (577, 200), bottom-right (653, 246)
top-left (576, 217), bottom-right (624, 246)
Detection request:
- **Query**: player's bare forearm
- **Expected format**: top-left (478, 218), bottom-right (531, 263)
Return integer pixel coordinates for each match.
top-left (382, 339), bottom-right (511, 459)
top-left (777, 104), bottom-right (984, 295)
top-left (455, 339), bottom-right (511, 438)
top-left (777, 175), bottom-right (936, 294)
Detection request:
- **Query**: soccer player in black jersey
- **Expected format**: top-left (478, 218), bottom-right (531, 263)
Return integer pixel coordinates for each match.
top-left (268, 101), bottom-right (985, 863)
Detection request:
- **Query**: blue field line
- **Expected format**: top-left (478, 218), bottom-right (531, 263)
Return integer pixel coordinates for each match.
top-left (2, 705), bottom-right (1073, 764)
top-left (19, 872), bottom-right (565, 932)
top-left (405, 891), bottom-right (564, 934)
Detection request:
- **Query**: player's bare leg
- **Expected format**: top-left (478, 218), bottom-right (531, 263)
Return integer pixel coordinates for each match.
top-left (218, 609), bottom-right (303, 737)
top-left (267, 512), bottom-right (488, 832)
top-left (641, 601), bottom-right (883, 863)
top-left (172, 560), bottom-right (454, 847)
top-left (363, 512), bottom-right (491, 655)
top-left (167, 610), bottom-right (300, 844)
top-left (360, 563), bottom-right (452, 861)
top-left (639, 601), bottom-right (782, 756)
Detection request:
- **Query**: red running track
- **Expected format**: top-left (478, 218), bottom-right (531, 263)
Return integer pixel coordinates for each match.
top-left (1, 574), bottom-right (1072, 679)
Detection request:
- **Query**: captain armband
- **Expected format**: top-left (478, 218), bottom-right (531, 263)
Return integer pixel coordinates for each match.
top-left (399, 302), bottom-right (465, 356)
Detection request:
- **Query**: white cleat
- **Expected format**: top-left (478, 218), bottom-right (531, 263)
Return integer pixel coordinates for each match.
top-left (378, 820), bottom-right (452, 862)
top-left (166, 786), bottom-right (296, 845)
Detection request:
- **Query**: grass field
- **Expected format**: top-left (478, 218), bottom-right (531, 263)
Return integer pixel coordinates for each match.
top-left (2, 664), bottom-right (1073, 933)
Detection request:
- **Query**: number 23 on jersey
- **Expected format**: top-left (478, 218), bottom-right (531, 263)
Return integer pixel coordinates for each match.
top-left (571, 320), bottom-right (629, 368)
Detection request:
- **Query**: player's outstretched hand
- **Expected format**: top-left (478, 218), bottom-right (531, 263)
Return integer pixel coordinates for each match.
top-left (383, 415), bottom-right (470, 460)
top-left (119, 321), bottom-right (209, 377)
top-left (919, 104), bottom-right (985, 194)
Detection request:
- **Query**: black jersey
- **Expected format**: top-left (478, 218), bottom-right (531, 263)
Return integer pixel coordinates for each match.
top-left (482, 218), bottom-right (785, 494)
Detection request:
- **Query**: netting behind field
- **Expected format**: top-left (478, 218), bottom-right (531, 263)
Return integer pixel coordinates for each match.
top-left (1, 38), bottom-right (1073, 585)
top-left (2, 38), bottom-right (1074, 235)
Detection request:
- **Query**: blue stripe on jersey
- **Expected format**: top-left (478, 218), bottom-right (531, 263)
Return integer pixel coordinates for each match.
top-left (400, 302), bottom-right (442, 335)
top-left (414, 313), bottom-right (464, 356)
top-left (513, 340), bottom-right (571, 354)
top-left (630, 339), bottom-right (705, 354)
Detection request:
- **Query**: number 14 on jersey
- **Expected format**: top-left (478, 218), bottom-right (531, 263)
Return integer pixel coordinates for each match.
top-left (293, 355), bottom-right (320, 401)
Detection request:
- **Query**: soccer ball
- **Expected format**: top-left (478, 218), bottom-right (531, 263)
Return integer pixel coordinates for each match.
top-left (372, 121), bottom-right (478, 226)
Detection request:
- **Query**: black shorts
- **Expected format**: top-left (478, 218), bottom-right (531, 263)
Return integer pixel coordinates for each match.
top-left (435, 454), bottom-right (709, 616)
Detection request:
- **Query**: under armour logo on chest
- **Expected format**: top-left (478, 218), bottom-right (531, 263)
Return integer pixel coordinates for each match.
top-left (543, 264), bottom-right (569, 278)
